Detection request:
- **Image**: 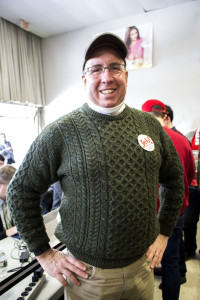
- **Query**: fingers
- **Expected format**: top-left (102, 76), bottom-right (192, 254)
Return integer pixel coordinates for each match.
top-left (55, 274), bottom-right (69, 287)
top-left (37, 249), bottom-right (88, 286)
top-left (145, 234), bottom-right (169, 269)
top-left (146, 248), bottom-right (162, 262)
top-left (60, 253), bottom-right (88, 286)
top-left (148, 250), bottom-right (163, 269)
top-left (61, 267), bottom-right (82, 286)
top-left (60, 252), bottom-right (88, 277)
top-left (63, 252), bottom-right (87, 272)
top-left (55, 269), bottom-right (80, 287)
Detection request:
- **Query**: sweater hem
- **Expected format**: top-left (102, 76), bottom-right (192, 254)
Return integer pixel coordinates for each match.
top-left (67, 246), bottom-right (143, 269)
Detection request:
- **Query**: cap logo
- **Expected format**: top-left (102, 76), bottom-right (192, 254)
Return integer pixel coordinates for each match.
top-left (138, 134), bottom-right (155, 151)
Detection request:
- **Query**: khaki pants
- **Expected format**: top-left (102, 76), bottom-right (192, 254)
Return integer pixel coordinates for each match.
top-left (64, 255), bottom-right (154, 300)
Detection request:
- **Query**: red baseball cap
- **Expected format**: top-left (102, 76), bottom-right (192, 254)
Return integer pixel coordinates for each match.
top-left (141, 99), bottom-right (167, 113)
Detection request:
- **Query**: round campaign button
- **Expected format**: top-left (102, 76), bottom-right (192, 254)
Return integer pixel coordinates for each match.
top-left (138, 134), bottom-right (155, 151)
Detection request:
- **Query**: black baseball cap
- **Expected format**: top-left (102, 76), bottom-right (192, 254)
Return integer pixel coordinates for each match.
top-left (83, 32), bottom-right (128, 71)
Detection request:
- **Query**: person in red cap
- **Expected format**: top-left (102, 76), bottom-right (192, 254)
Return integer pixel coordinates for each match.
top-left (7, 34), bottom-right (184, 300)
top-left (183, 127), bottom-right (200, 260)
top-left (142, 99), bottom-right (195, 300)
top-left (163, 104), bottom-right (190, 283)
top-left (164, 106), bottom-right (200, 262)
top-left (141, 99), bottom-right (167, 113)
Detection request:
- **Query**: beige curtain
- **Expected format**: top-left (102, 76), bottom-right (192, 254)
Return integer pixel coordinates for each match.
top-left (0, 18), bottom-right (45, 106)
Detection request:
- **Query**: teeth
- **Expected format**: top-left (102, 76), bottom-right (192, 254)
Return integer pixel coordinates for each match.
top-left (101, 89), bottom-right (115, 94)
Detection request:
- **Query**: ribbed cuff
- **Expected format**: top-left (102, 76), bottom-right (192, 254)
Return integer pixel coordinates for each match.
top-left (34, 243), bottom-right (50, 256)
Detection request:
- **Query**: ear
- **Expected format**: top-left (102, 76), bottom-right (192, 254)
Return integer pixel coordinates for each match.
top-left (82, 74), bottom-right (87, 88)
top-left (125, 70), bottom-right (128, 85)
top-left (163, 114), bottom-right (168, 121)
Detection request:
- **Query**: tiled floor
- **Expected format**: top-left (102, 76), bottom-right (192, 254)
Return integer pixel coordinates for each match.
top-left (154, 220), bottom-right (200, 300)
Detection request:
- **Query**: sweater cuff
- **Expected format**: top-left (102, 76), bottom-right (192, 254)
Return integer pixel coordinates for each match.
top-left (159, 220), bottom-right (174, 237)
top-left (34, 243), bottom-right (51, 256)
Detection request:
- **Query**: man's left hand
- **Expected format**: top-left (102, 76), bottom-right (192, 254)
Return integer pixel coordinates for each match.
top-left (145, 234), bottom-right (169, 269)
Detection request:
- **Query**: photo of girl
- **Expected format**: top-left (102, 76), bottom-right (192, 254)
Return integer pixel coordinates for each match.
top-left (124, 24), bottom-right (153, 70)
top-left (125, 26), bottom-right (144, 62)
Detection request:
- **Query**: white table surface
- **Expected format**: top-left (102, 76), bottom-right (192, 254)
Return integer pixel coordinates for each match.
top-left (0, 209), bottom-right (65, 300)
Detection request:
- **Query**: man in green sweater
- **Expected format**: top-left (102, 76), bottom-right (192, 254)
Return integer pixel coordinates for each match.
top-left (7, 33), bottom-right (184, 300)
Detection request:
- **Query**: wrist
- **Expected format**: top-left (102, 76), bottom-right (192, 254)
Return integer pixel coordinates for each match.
top-left (34, 244), bottom-right (51, 256)
top-left (158, 233), bottom-right (169, 241)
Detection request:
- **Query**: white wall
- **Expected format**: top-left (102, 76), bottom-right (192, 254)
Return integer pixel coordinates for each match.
top-left (42, 1), bottom-right (200, 134)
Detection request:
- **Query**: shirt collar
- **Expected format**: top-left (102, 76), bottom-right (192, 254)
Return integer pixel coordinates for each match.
top-left (87, 99), bottom-right (126, 116)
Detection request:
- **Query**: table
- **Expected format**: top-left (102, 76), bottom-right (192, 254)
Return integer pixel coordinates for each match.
top-left (0, 209), bottom-right (65, 299)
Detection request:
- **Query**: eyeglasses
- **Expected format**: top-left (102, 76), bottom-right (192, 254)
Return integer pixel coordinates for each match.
top-left (84, 64), bottom-right (126, 77)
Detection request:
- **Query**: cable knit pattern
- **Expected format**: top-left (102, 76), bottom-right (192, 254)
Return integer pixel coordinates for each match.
top-left (7, 104), bottom-right (184, 268)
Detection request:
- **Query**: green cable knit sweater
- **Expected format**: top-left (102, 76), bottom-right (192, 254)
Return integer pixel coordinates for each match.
top-left (7, 104), bottom-right (184, 268)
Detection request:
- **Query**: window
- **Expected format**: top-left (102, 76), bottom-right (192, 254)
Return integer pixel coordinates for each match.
top-left (0, 102), bottom-right (41, 167)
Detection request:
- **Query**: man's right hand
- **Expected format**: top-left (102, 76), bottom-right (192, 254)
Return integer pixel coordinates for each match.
top-left (36, 248), bottom-right (88, 286)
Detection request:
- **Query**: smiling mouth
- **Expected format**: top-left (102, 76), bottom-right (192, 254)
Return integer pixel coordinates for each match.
top-left (100, 89), bottom-right (116, 94)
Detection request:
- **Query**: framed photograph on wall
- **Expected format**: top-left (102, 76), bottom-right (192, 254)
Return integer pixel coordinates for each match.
top-left (113, 23), bottom-right (153, 70)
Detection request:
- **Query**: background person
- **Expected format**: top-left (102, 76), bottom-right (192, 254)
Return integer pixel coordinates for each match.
top-left (7, 33), bottom-right (184, 300)
top-left (163, 104), bottom-right (191, 283)
top-left (0, 165), bottom-right (18, 240)
top-left (51, 181), bottom-right (62, 210)
top-left (142, 99), bottom-right (195, 300)
top-left (164, 105), bottom-right (190, 141)
top-left (0, 133), bottom-right (15, 165)
top-left (0, 143), bottom-right (9, 164)
top-left (40, 186), bottom-right (54, 215)
top-left (0, 154), bottom-right (5, 168)
top-left (183, 127), bottom-right (200, 260)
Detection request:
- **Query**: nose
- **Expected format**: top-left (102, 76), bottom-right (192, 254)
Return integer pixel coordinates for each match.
top-left (100, 67), bottom-right (113, 82)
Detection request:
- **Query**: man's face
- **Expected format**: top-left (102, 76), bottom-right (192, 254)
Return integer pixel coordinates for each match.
top-left (82, 47), bottom-right (128, 108)
top-left (0, 183), bottom-right (7, 201)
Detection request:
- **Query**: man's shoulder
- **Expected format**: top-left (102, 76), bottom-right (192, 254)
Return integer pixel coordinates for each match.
top-left (129, 107), bottom-right (163, 130)
top-left (129, 106), bottom-right (157, 120)
top-left (55, 107), bottom-right (82, 122)
top-left (43, 107), bottom-right (83, 130)
top-left (32, 108), bottom-right (83, 146)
